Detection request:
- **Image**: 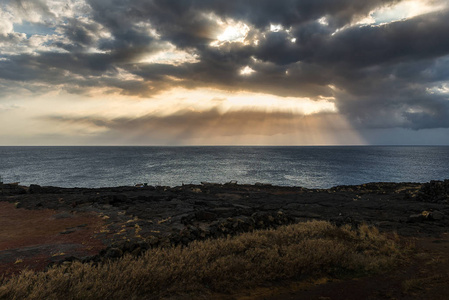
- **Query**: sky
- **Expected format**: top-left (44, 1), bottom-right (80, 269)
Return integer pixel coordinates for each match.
top-left (1, 0), bottom-right (449, 146)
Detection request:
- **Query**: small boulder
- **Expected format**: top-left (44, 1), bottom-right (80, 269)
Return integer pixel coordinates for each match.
top-left (104, 247), bottom-right (123, 259)
top-left (429, 211), bottom-right (445, 221)
top-left (29, 184), bottom-right (42, 194)
top-left (195, 211), bottom-right (217, 221)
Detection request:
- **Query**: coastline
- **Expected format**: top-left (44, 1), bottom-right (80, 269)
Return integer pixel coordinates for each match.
top-left (1, 180), bottom-right (448, 254)
top-left (1, 180), bottom-right (448, 298)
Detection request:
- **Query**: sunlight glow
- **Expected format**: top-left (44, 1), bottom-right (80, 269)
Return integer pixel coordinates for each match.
top-left (115, 68), bottom-right (144, 81)
top-left (139, 44), bottom-right (199, 65)
top-left (218, 24), bottom-right (249, 42)
top-left (240, 66), bottom-right (255, 75)
top-left (359, 0), bottom-right (447, 26)
top-left (81, 88), bottom-right (334, 119)
top-left (210, 20), bottom-right (250, 47)
top-left (270, 24), bottom-right (283, 32)
top-left (318, 17), bottom-right (329, 26)
top-left (426, 83), bottom-right (449, 95)
top-left (330, 0), bottom-right (448, 36)
top-left (223, 94), bottom-right (336, 115)
top-left (0, 85), bottom-right (361, 146)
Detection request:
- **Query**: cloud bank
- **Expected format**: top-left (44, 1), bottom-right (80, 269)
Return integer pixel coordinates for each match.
top-left (1, 0), bottom-right (449, 144)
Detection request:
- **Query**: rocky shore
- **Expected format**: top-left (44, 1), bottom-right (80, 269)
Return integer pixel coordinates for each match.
top-left (1, 180), bottom-right (448, 269)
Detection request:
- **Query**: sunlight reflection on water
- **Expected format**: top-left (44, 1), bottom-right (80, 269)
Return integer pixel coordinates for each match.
top-left (0, 146), bottom-right (448, 188)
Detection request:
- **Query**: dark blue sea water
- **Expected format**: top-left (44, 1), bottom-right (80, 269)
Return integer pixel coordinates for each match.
top-left (0, 146), bottom-right (448, 189)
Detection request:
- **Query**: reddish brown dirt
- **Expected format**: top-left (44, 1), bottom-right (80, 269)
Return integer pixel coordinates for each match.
top-left (0, 202), bottom-right (106, 277)
top-left (225, 234), bottom-right (449, 300)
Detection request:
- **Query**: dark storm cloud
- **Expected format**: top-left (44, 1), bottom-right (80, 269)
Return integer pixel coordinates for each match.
top-left (330, 51), bottom-right (449, 130)
top-left (0, 53), bottom-right (113, 81)
top-left (130, 59), bottom-right (333, 98)
top-left (155, 0), bottom-right (398, 33)
top-left (315, 11), bottom-right (449, 67)
top-left (56, 18), bottom-right (103, 50)
top-left (2, 0), bottom-right (449, 132)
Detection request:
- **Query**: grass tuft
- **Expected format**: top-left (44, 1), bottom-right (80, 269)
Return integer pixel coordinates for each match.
top-left (0, 221), bottom-right (404, 300)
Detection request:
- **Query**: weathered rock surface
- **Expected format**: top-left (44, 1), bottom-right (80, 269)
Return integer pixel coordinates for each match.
top-left (416, 180), bottom-right (449, 203)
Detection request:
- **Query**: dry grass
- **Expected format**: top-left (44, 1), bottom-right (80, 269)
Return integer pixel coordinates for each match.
top-left (402, 275), bottom-right (446, 294)
top-left (0, 221), bottom-right (403, 300)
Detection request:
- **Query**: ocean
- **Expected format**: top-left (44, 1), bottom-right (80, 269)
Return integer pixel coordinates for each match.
top-left (0, 146), bottom-right (448, 189)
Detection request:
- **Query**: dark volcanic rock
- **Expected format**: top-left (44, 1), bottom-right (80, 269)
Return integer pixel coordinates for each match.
top-left (417, 180), bottom-right (449, 203)
top-left (103, 247), bottom-right (123, 259)
top-left (195, 210), bottom-right (217, 221)
top-left (429, 211), bottom-right (445, 220)
top-left (29, 184), bottom-right (42, 193)
top-left (1, 184), bottom-right (27, 195)
top-left (2, 180), bottom-right (449, 265)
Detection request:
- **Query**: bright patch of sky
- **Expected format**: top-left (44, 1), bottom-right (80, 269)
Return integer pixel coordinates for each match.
top-left (240, 66), bottom-right (255, 75)
top-left (13, 21), bottom-right (55, 37)
top-left (22, 87), bottom-right (341, 146)
top-left (317, 17), bottom-right (329, 26)
top-left (0, 5), bottom-right (15, 36)
top-left (220, 92), bottom-right (336, 115)
top-left (6, 0), bottom-right (89, 26)
top-left (0, 0), bottom-right (104, 55)
top-left (210, 18), bottom-right (250, 47)
top-left (0, 32), bottom-right (69, 56)
top-left (426, 83), bottom-right (449, 95)
top-left (218, 23), bottom-right (249, 42)
top-left (266, 23), bottom-right (296, 45)
top-left (0, 86), bottom-right (335, 126)
top-left (269, 24), bottom-right (283, 32)
top-left (140, 43), bottom-right (199, 65)
top-left (152, 88), bottom-right (337, 116)
top-left (46, 0), bottom-right (91, 18)
top-left (0, 84), bottom-right (338, 145)
top-left (359, 0), bottom-right (447, 26)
